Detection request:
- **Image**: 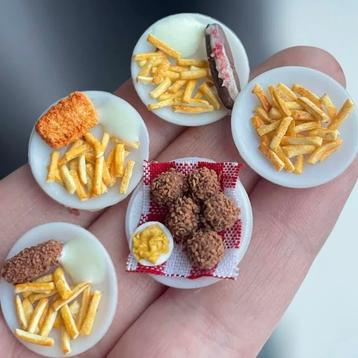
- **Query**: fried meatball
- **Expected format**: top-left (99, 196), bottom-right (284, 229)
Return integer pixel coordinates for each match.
top-left (186, 230), bottom-right (224, 269)
top-left (202, 192), bottom-right (240, 231)
top-left (150, 168), bottom-right (187, 207)
top-left (166, 196), bottom-right (200, 242)
top-left (187, 167), bottom-right (221, 201)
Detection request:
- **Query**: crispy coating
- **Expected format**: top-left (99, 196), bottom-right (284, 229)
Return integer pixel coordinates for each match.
top-left (36, 92), bottom-right (98, 149)
top-left (187, 167), bottom-right (220, 201)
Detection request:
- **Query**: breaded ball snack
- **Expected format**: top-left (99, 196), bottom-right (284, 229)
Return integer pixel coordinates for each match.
top-left (166, 196), bottom-right (200, 242)
top-left (186, 230), bottom-right (224, 269)
top-left (187, 167), bottom-right (220, 201)
top-left (150, 168), bottom-right (187, 207)
top-left (202, 192), bottom-right (240, 231)
top-left (36, 91), bottom-right (98, 149)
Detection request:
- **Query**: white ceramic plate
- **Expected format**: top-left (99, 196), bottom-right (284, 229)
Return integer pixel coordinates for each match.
top-left (131, 13), bottom-right (250, 127)
top-left (28, 91), bottom-right (150, 211)
top-left (0, 222), bottom-right (118, 357)
top-left (231, 66), bottom-right (358, 188)
top-left (125, 157), bottom-right (253, 289)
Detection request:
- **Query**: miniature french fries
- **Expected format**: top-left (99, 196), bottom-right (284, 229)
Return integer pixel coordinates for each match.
top-left (77, 286), bottom-right (91, 331)
top-left (283, 145), bottom-right (316, 158)
top-left (292, 84), bottom-right (321, 107)
top-left (147, 33), bottom-right (181, 59)
top-left (40, 307), bottom-right (57, 337)
top-left (294, 121), bottom-right (320, 133)
top-left (53, 267), bottom-right (72, 300)
top-left (297, 97), bottom-right (329, 122)
top-left (35, 274), bottom-right (53, 283)
top-left (52, 282), bottom-right (89, 312)
top-left (307, 138), bottom-right (343, 164)
top-left (148, 98), bottom-right (174, 110)
top-left (28, 298), bottom-right (48, 333)
top-left (15, 282), bottom-right (55, 294)
top-left (271, 87), bottom-right (291, 117)
top-left (84, 132), bottom-right (103, 158)
top-left (328, 99), bottom-right (354, 130)
top-left (71, 168), bottom-right (88, 201)
top-left (93, 156), bottom-right (104, 196)
top-left (320, 94), bottom-right (337, 119)
top-left (308, 128), bottom-right (339, 141)
top-left (199, 82), bottom-right (221, 110)
top-left (15, 295), bottom-right (28, 329)
top-left (80, 290), bottom-right (101, 336)
top-left (120, 160), bottom-right (135, 194)
top-left (281, 136), bottom-right (323, 146)
top-left (23, 298), bottom-right (34, 324)
top-left (257, 121), bottom-right (280, 136)
top-left (183, 80), bottom-right (196, 102)
top-left (101, 132), bottom-right (110, 151)
top-left (269, 107), bottom-right (282, 120)
top-left (102, 161), bottom-right (114, 187)
top-left (291, 110), bottom-right (314, 121)
top-left (150, 77), bottom-right (171, 99)
top-left (78, 154), bottom-right (87, 184)
top-left (277, 83), bottom-right (297, 101)
top-left (60, 165), bottom-right (76, 194)
top-left (60, 304), bottom-right (79, 339)
top-left (180, 69), bottom-right (207, 80)
top-left (114, 143), bottom-right (125, 178)
top-left (274, 146), bottom-right (295, 172)
top-left (173, 105), bottom-right (214, 113)
top-left (38, 303), bottom-right (49, 329)
top-left (177, 58), bottom-right (208, 67)
top-left (259, 143), bottom-right (285, 171)
top-left (168, 79), bottom-right (187, 93)
top-left (61, 326), bottom-right (71, 354)
top-left (270, 116), bottom-right (293, 150)
top-left (47, 151), bottom-right (60, 183)
top-left (15, 329), bottom-right (54, 347)
top-left (28, 291), bottom-right (56, 304)
top-left (294, 154), bottom-right (304, 174)
top-left (252, 84), bottom-right (271, 112)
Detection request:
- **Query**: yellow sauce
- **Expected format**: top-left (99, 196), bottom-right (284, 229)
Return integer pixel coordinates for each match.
top-left (133, 225), bottom-right (169, 264)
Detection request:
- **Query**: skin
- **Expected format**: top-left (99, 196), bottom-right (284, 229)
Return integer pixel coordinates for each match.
top-left (0, 46), bottom-right (356, 357)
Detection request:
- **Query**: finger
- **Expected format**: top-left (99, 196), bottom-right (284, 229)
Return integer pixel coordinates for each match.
top-left (107, 47), bottom-right (351, 358)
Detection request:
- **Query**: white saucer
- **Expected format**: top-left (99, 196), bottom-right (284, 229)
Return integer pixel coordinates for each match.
top-left (0, 222), bottom-right (118, 357)
top-left (125, 157), bottom-right (253, 289)
top-left (131, 13), bottom-right (250, 127)
top-left (231, 66), bottom-right (358, 188)
top-left (28, 91), bottom-right (150, 211)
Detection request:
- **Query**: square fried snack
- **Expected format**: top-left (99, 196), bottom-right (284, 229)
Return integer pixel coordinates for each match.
top-left (36, 92), bottom-right (98, 148)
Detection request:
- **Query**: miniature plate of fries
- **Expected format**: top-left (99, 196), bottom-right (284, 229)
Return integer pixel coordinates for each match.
top-left (0, 222), bottom-right (118, 357)
top-left (29, 91), bottom-right (149, 210)
top-left (231, 66), bottom-right (357, 188)
top-left (131, 13), bottom-right (250, 126)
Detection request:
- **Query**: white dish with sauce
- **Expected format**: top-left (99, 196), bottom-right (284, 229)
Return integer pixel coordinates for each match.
top-left (0, 222), bottom-right (118, 357)
top-left (131, 13), bottom-right (250, 127)
top-left (28, 91), bottom-right (150, 211)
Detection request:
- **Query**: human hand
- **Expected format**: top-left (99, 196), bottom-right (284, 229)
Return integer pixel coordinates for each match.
top-left (0, 46), bottom-right (356, 357)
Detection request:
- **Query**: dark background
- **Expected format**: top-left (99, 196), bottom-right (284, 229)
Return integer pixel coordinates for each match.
top-left (0, 0), bottom-right (272, 179)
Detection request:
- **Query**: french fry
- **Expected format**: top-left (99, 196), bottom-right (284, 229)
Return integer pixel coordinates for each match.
top-left (60, 165), bottom-right (76, 194)
top-left (251, 116), bottom-right (264, 134)
top-left (285, 101), bottom-right (303, 110)
top-left (148, 98), bottom-right (174, 110)
top-left (307, 138), bottom-right (343, 164)
top-left (255, 107), bottom-right (271, 122)
top-left (256, 120), bottom-right (280, 136)
top-left (281, 136), bottom-right (323, 146)
top-left (150, 77), bottom-right (171, 99)
top-left (294, 154), bottom-right (304, 174)
top-left (147, 33), bottom-right (181, 59)
top-left (61, 325), bottom-right (71, 354)
top-left (320, 143), bottom-right (342, 161)
top-left (169, 65), bottom-right (188, 72)
top-left (282, 145), bottom-right (316, 158)
top-left (71, 167), bottom-right (88, 201)
top-left (28, 298), bottom-right (48, 333)
top-left (29, 290), bottom-right (56, 304)
top-left (259, 143), bottom-right (285, 171)
top-left (268, 107), bottom-right (282, 120)
top-left (120, 160), bottom-right (135, 194)
top-left (138, 57), bottom-right (155, 77)
top-left (34, 274), bottom-right (53, 283)
top-left (182, 80), bottom-right (196, 102)
top-left (294, 121), bottom-right (320, 133)
top-left (138, 59), bottom-right (146, 67)
top-left (159, 89), bottom-right (184, 101)
top-left (38, 304), bottom-right (49, 330)
top-left (168, 79), bottom-right (187, 93)
top-left (53, 314), bottom-right (62, 329)
top-left (268, 85), bottom-right (279, 107)
top-left (271, 87), bottom-right (291, 116)
top-left (277, 83), bottom-right (297, 100)
top-left (292, 83), bottom-right (321, 107)
top-left (60, 304), bottom-right (79, 339)
top-left (80, 290), bottom-right (102, 336)
top-left (133, 52), bottom-right (165, 61)
top-left (274, 146), bottom-right (295, 172)
top-left (58, 145), bottom-right (87, 166)
top-left (15, 282), bottom-right (55, 294)
top-left (47, 151), bottom-right (60, 183)
top-left (15, 329), bottom-right (54, 347)
top-left (193, 91), bottom-right (204, 99)
top-left (53, 267), bottom-right (72, 300)
top-left (173, 105), bottom-right (214, 113)
top-left (308, 128), bottom-right (339, 141)
top-left (15, 295), bottom-right (27, 329)
top-left (22, 298), bottom-right (34, 325)
top-left (84, 132), bottom-right (103, 158)
top-left (297, 97), bottom-right (329, 122)
top-left (137, 76), bottom-right (153, 84)
top-left (177, 58), bottom-right (208, 67)
top-left (39, 307), bottom-right (57, 337)
top-left (252, 84), bottom-right (271, 112)
top-left (198, 82), bottom-right (221, 110)
top-left (328, 99), bottom-right (354, 130)
top-left (77, 286), bottom-right (91, 331)
top-left (164, 70), bottom-right (180, 80)
top-left (114, 143), bottom-right (125, 178)
top-left (111, 138), bottom-right (140, 150)
top-left (291, 110), bottom-right (314, 121)
top-left (86, 163), bottom-right (94, 194)
top-left (102, 160), bottom-right (115, 187)
top-left (180, 69), bottom-right (207, 80)
top-left (270, 116), bottom-right (293, 150)
top-left (52, 282), bottom-right (89, 312)
top-left (320, 93), bottom-right (337, 119)
top-left (78, 154), bottom-right (87, 185)
top-left (93, 156), bottom-right (104, 196)
top-left (69, 300), bottom-right (80, 318)
top-left (101, 132), bottom-right (110, 151)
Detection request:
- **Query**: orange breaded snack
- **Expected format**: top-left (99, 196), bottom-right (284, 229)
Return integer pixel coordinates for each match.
top-left (36, 92), bottom-right (98, 148)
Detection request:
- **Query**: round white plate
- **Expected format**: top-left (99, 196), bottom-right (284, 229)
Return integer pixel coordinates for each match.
top-left (131, 13), bottom-right (250, 127)
top-left (125, 157), bottom-right (253, 289)
top-left (231, 66), bottom-right (358, 188)
top-left (0, 222), bottom-right (118, 358)
top-left (28, 91), bottom-right (150, 211)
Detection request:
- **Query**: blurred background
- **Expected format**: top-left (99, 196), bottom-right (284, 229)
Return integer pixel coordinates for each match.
top-left (0, 1), bottom-right (357, 357)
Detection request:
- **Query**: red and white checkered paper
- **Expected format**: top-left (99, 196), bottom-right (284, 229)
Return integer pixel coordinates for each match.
top-left (126, 160), bottom-right (243, 279)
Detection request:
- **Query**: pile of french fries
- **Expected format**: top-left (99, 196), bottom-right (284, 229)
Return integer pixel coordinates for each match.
top-left (14, 267), bottom-right (101, 354)
top-left (134, 33), bottom-right (222, 114)
top-left (251, 83), bottom-right (354, 174)
top-left (47, 131), bottom-right (138, 199)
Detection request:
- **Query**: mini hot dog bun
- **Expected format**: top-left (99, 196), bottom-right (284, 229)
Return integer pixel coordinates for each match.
top-left (205, 23), bottom-right (240, 109)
